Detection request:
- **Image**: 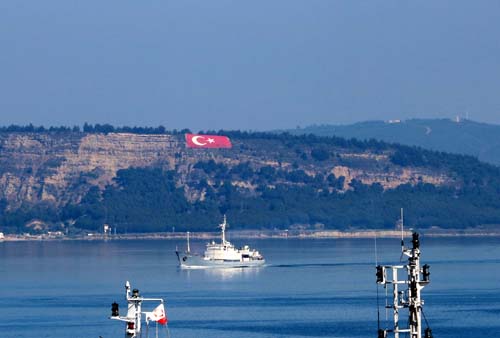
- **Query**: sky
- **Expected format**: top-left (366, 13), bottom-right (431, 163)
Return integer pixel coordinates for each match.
top-left (1, 1), bottom-right (500, 131)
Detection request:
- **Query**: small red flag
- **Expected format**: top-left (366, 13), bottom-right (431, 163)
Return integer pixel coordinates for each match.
top-left (147, 303), bottom-right (168, 325)
top-left (185, 133), bottom-right (232, 148)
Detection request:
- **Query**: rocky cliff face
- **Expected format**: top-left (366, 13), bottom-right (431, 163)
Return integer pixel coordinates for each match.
top-left (0, 132), bottom-right (452, 211)
top-left (0, 133), bottom-right (180, 209)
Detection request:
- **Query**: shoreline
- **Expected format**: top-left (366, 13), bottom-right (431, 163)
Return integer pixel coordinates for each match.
top-left (2, 228), bottom-right (500, 242)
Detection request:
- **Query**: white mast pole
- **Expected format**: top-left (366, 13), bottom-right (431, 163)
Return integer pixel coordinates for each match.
top-left (221, 215), bottom-right (227, 244)
top-left (408, 233), bottom-right (424, 338)
top-left (393, 267), bottom-right (399, 338)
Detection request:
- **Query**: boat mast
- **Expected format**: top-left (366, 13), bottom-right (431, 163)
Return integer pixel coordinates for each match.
top-left (125, 281), bottom-right (142, 337)
top-left (110, 281), bottom-right (165, 338)
top-left (220, 215), bottom-right (228, 244)
top-left (376, 232), bottom-right (433, 338)
top-left (400, 208), bottom-right (404, 246)
top-left (187, 231), bottom-right (191, 253)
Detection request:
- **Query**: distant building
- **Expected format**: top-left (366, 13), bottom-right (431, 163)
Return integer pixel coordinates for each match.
top-left (0, 232), bottom-right (4, 240)
top-left (387, 119), bottom-right (402, 124)
top-left (47, 231), bottom-right (63, 237)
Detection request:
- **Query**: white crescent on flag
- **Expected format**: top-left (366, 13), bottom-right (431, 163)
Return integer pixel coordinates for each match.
top-left (191, 135), bottom-right (207, 146)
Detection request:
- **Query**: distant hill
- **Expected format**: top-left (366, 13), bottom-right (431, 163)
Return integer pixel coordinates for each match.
top-left (285, 119), bottom-right (500, 165)
top-left (2, 126), bottom-right (500, 234)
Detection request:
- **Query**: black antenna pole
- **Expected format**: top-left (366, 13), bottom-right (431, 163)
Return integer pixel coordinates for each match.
top-left (400, 208), bottom-right (405, 262)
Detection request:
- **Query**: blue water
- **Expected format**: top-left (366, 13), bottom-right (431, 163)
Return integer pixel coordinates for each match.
top-left (0, 237), bottom-right (499, 338)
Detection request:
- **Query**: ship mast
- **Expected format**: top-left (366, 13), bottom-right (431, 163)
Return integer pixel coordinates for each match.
top-left (376, 230), bottom-right (433, 338)
top-left (220, 215), bottom-right (228, 245)
top-left (110, 281), bottom-right (166, 338)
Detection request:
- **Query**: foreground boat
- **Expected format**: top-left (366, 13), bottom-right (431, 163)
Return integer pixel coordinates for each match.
top-left (109, 281), bottom-right (170, 338)
top-left (176, 215), bottom-right (265, 269)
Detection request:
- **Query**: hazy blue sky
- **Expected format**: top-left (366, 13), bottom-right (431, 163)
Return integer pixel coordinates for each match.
top-left (1, 1), bottom-right (500, 131)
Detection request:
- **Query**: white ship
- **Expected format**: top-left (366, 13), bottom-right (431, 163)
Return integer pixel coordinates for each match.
top-left (176, 215), bottom-right (265, 269)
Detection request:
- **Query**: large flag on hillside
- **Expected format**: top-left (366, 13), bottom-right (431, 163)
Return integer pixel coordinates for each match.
top-left (185, 133), bottom-right (232, 148)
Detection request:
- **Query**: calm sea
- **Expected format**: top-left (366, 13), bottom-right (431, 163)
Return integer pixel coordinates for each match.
top-left (0, 236), bottom-right (499, 338)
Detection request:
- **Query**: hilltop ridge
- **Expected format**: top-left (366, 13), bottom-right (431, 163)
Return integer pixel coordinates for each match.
top-left (285, 118), bottom-right (500, 165)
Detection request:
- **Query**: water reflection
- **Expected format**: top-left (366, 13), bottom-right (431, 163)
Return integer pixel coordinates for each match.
top-left (205, 266), bottom-right (263, 280)
top-left (181, 266), bottom-right (263, 281)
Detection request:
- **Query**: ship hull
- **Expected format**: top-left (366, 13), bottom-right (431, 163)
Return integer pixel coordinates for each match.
top-left (176, 252), bottom-right (265, 269)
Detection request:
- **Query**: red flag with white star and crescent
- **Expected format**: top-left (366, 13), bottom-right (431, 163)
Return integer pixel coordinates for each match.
top-left (185, 133), bottom-right (232, 148)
